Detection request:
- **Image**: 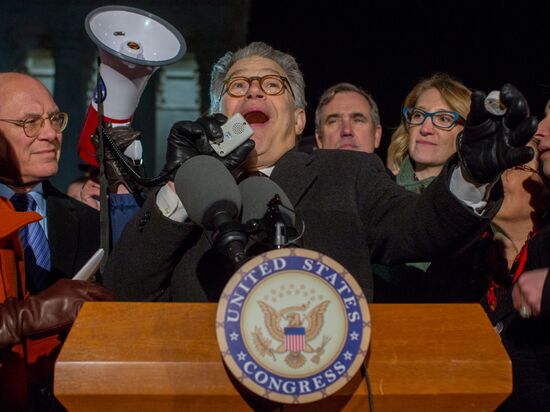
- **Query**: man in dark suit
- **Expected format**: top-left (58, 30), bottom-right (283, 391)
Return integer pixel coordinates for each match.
top-left (0, 73), bottom-right (100, 287)
top-left (0, 72), bottom-right (111, 409)
top-left (104, 42), bottom-right (537, 303)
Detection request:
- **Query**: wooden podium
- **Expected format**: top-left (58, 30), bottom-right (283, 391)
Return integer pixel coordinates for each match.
top-left (55, 303), bottom-right (511, 411)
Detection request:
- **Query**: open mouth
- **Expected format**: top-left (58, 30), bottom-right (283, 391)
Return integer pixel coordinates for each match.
top-left (244, 110), bottom-right (269, 125)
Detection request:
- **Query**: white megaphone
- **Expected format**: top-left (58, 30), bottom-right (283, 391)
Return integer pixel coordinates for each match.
top-left (78, 5), bottom-right (186, 166)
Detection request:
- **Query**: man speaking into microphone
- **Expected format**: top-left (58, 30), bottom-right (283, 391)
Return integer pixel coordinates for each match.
top-left (103, 42), bottom-right (536, 303)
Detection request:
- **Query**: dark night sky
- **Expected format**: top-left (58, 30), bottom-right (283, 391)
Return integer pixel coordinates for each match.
top-left (248, 1), bottom-right (549, 157)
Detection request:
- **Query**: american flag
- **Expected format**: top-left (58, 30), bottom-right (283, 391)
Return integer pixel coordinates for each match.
top-left (285, 327), bottom-right (305, 352)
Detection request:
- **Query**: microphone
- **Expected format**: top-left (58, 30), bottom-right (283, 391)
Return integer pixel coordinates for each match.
top-left (238, 176), bottom-right (299, 248)
top-left (174, 155), bottom-right (247, 267)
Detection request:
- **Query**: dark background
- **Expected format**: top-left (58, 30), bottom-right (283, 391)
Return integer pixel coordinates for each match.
top-left (1, 0), bottom-right (549, 186)
top-left (249, 1), bottom-right (550, 158)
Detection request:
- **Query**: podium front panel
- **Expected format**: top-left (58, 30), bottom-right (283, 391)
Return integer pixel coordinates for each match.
top-left (55, 302), bottom-right (511, 411)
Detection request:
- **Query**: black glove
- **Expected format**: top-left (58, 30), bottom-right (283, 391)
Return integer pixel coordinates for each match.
top-left (457, 83), bottom-right (537, 184)
top-left (92, 125), bottom-right (143, 193)
top-left (0, 279), bottom-right (113, 348)
top-left (163, 113), bottom-right (255, 179)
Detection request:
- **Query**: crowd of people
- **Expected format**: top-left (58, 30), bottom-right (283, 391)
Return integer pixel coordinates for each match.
top-left (0, 40), bottom-right (549, 411)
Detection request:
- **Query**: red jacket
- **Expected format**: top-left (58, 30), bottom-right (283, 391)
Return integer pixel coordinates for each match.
top-left (0, 197), bottom-right (61, 410)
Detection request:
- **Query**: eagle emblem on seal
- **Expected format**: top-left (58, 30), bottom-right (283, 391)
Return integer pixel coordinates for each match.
top-left (252, 300), bottom-right (331, 368)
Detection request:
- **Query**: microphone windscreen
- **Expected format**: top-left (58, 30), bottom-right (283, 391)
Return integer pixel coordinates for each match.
top-left (238, 176), bottom-right (295, 225)
top-left (174, 155), bottom-right (241, 229)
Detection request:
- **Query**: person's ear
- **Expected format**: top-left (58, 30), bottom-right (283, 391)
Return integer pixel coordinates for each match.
top-left (374, 125), bottom-right (382, 149)
top-left (294, 108), bottom-right (306, 135)
top-left (315, 130), bottom-right (324, 148)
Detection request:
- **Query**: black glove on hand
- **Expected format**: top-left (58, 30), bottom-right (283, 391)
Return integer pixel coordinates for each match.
top-left (163, 113), bottom-right (255, 179)
top-left (0, 279), bottom-right (113, 348)
top-left (92, 125), bottom-right (143, 193)
top-left (457, 83), bottom-right (537, 184)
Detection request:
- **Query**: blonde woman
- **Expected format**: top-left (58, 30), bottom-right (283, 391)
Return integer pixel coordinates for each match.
top-left (387, 73), bottom-right (471, 193)
top-left (375, 73), bottom-right (471, 302)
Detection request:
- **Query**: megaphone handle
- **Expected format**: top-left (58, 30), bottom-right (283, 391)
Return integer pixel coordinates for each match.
top-left (96, 57), bottom-right (111, 269)
top-left (103, 131), bottom-right (169, 187)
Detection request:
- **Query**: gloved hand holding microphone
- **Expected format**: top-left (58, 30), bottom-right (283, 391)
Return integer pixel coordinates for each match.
top-left (162, 113), bottom-right (255, 179)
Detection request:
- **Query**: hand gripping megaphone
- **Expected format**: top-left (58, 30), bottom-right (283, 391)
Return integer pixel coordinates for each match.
top-left (78, 5), bottom-right (186, 166)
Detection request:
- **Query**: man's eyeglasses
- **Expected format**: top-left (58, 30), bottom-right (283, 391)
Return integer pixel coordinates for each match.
top-left (0, 112), bottom-right (68, 138)
top-left (221, 75), bottom-right (295, 99)
top-left (402, 107), bottom-right (463, 130)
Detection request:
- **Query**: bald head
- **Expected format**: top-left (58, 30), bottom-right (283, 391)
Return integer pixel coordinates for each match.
top-left (0, 73), bottom-right (52, 106)
top-left (0, 72), bottom-right (31, 86)
top-left (0, 72), bottom-right (62, 189)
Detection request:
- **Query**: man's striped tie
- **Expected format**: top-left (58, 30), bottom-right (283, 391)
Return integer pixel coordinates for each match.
top-left (10, 193), bottom-right (52, 293)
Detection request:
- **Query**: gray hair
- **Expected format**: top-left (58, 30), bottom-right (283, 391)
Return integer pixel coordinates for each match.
top-left (209, 42), bottom-right (306, 113)
top-left (314, 82), bottom-right (380, 130)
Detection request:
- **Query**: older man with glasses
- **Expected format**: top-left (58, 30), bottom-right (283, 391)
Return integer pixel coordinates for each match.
top-left (0, 72), bottom-right (112, 409)
top-left (104, 42), bottom-right (537, 305)
top-left (0, 72), bottom-right (102, 291)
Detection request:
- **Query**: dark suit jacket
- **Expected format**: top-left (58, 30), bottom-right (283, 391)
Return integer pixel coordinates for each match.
top-left (44, 181), bottom-right (100, 281)
top-left (104, 149), bottom-right (502, 302)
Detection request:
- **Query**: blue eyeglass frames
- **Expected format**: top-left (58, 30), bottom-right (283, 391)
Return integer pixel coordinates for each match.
top-left (402, 107), bottom-right (463, 130)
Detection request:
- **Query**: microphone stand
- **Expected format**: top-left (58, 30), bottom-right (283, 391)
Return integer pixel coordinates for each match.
top-left (246, 195), bottom-right (300, 250)
top-left (266, 195), bottom-right (290, 248)
top-left (213, 196), bottom-right (291, 269)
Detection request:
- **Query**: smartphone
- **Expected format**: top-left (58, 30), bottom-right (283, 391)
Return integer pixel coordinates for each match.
top-left (210, 113), bottom-right (254, 157)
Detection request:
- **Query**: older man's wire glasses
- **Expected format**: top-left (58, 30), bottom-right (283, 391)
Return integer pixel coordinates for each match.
top-left (221, 75), bottom-right (295, 99)
top-left (0, 112), bottom-right (68, 138)
top-left (403, 107), bottom-right (463, 130)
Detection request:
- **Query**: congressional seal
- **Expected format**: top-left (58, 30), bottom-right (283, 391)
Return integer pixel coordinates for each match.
top-left (216, 248), bottom-right (371, 404)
